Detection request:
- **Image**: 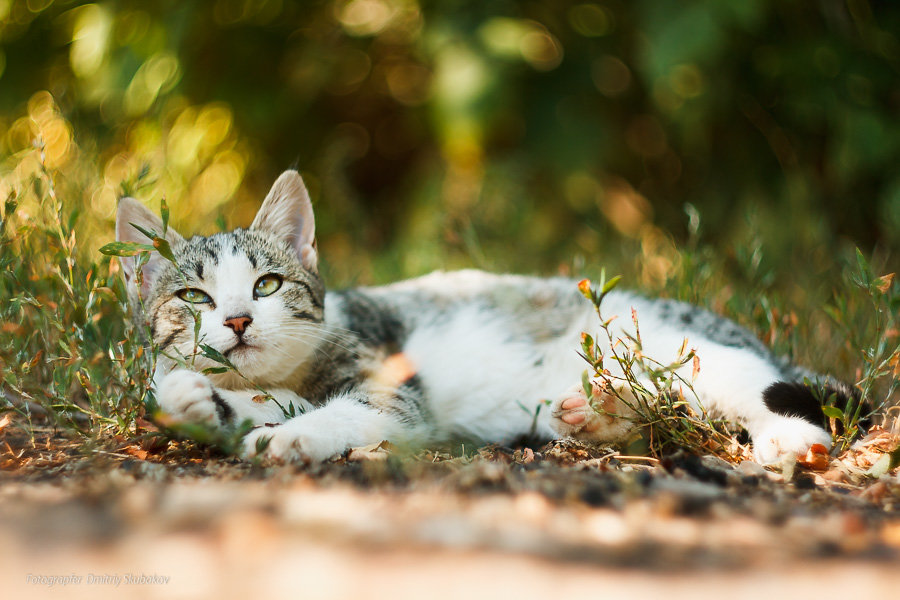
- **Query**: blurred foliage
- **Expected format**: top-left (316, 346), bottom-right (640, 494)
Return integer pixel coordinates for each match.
top-left (2, 0), bottom-right (899, 277)
top-left (0, 0), bottom-right (898, 391)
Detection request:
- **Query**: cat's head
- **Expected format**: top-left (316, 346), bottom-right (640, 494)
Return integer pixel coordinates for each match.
top-left (116, 170), bottom-right (324, 385)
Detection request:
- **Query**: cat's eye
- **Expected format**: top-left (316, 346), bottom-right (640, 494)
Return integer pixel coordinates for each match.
top-left (175, 288), bottom-right (212, 304)
top-left (254, 274), bottom-right (283, 298)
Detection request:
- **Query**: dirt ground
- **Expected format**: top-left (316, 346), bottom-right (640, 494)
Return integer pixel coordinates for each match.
top-left (2, 427), bottom-right (899, 599)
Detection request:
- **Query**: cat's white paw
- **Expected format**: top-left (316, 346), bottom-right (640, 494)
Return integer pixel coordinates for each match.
top-left (549, 382), bottom-right (637, 442)
top-left (752, 417), bottom-right (832, 465)
top-left (243, 419), bottom-right (344, 463)
top-left (157, 369), bottom-right (218, 424)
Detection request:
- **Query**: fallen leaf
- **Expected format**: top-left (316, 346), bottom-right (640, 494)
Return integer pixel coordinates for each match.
top-left (521, 447), bottom-right (535, 464)
top-left (820, 468), bottom-right (847, 483)
top-left (123, 445), bottom-right (149, 461)
top-left (798, 444), bottom-right (830, 471)
top-left (865, 453), bottom-right (893, 478)
top-left (347, 440), bottom-right (394, 462)
top-left (134, 417), bottom-right (159, 433)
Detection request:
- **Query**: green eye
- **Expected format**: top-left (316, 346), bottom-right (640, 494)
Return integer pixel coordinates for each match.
top-left (176, 288), bottom-right (212, 304)
top-left (254, 274), bottom-right (283, 298)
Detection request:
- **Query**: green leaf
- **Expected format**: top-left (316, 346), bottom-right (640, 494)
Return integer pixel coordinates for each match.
top-left (855, 247), bottom-right (871, 286)
top-left (199, 343), bottom-right (234, 369)
top-left (581, 332), bottom-right (594, 357)
top-left (129, 222), bottom-right (159, 241)
top-left (99, 241), bottom-right (155, 256)
top-left (255, 433), bottom-right (272, 455)
top-left (160, 198), bottom-right (170, 236)
top-left (202, 366), bottom-right (229, 375)
top-left (601, 275), bottom-right (622, 295)
top-left (581, 370), bottom-right (593, 399)
top-left (821, 405), bottom-right (844, 419)
top-left (199, 344), bottom-right (238, 373)
top-left (154, 237), bottom-right (176, 263)
top-left (890, 446), bottom-right (900, 472)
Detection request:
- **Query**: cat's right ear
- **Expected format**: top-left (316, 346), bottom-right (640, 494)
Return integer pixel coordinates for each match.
top-left (115, 197), bottom-right (184, 298)
top-left (251, 170), bottom-right (317, 272)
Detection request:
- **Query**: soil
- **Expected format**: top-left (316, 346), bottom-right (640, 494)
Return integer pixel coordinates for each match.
top-left (2, 426), bottom-right (899, 599)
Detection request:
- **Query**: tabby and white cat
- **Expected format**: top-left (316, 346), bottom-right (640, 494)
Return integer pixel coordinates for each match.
top-left (116, 170), bottom-right (852, 464)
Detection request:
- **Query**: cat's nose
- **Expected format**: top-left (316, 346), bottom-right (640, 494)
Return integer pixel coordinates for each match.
top-left (224, 315), bottom-right (253, 335)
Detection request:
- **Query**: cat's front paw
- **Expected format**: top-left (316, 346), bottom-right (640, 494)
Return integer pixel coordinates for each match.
top-left (549, 382), bottom-right (637, 443)
top-left (242, 419), bottom-right (344, 463)
top-left (157, 369), bottom-right (219, 425)
top-left (752, 417), bottom-right (832, 465)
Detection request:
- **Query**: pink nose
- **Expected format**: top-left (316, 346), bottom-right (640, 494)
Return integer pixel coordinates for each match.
top-left (224, 315), bottom-right (252, 334)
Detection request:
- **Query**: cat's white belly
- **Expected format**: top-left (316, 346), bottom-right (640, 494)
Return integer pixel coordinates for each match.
top-left (401, 303), bottom-right (593, 443)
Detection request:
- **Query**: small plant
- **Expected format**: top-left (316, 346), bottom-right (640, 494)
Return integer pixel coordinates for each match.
top-left (0, 143), bottom-right (150, 447)
top-left (576, 273), bottom-right (745, 460)
top-left (823, 249), bottom-right (899, 450)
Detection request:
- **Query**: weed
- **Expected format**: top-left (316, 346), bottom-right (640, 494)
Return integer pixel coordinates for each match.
top-left (824, 250), bottom-right (900, 449)
top-left (576, 273), bottom-right (747, 460)
top-left (1, 142), bottom-right (150, 446)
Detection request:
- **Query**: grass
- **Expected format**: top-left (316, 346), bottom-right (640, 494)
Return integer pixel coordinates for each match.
top-left (1, 132), bottom-right (899, 469)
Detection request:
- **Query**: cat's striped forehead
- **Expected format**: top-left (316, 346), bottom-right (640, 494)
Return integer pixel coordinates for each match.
top-left (151, 228), bottom-right (317, 294)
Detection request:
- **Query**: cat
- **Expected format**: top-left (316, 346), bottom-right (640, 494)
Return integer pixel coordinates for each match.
top-left (115, 170), bottom-right (856, 464)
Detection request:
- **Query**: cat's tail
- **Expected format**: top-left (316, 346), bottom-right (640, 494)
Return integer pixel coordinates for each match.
top-left (764, 364), bottom-right (869, 436)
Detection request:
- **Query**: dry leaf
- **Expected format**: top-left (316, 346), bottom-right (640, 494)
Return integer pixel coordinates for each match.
top-left (347, 440), bottom-right (394, 462)
top-left (0, 414), bottom-right (10, 433)
top-left (134, 417), bottom-right (159, 432)
top-left (692, 354), bottom-right (700, 380)
top-left (123, 445), bottom-right (149, 461)
top-left (889, 352), bottom-right (900, 378)
top-left (798, 444), bottom-right (830, 471)
top-left (874, 272), bottom-right (895, 293)
top-left (521, 447), bottom-right (535, 464)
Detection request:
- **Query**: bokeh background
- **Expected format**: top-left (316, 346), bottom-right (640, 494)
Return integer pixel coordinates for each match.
top-left (1, 0), bottom-right (898, 297)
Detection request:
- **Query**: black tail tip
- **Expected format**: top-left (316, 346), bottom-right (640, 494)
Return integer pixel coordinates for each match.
top-left (763, 380), bottom-right (868, 435)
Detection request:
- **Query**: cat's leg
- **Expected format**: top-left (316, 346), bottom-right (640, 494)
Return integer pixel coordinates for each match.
top-left (681, 344), bottom-right (833, 463)
top-left (156, 369), bottom-right (308, 427)
top-left (242, 384), bottom-right (429, 462)
top-left (549, 381), bottom-right (639, 443)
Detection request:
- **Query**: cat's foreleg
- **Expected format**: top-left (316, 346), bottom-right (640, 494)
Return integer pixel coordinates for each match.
top-left (242, 384), bottom-right (428, 462)
top-left (155, 369), bottom-right (308, 428)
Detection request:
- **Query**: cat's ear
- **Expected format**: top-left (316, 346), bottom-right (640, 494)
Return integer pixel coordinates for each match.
top-left (251, 170), bottom-right (317, 271)
top-left (115, 197), bottom-right (184, 297)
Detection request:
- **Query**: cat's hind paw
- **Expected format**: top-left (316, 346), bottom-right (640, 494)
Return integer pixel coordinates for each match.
top-left (157, 369), bottom-right (219, 425)
top-left (549, 382), bottom-right (637, 443)
top-left (752, 417), bottom-right (832, 465)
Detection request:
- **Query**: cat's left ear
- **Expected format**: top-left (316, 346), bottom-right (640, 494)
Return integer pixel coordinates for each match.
top-left (251, 170), bottom-right (317, 271)
top-left (116, 197), bottom-right (184, 298)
